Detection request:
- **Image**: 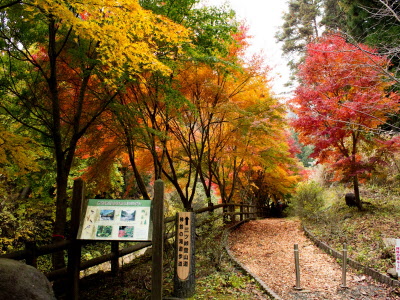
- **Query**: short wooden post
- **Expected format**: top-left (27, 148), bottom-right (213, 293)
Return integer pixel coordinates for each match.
top-left (151, 179), bottom-right (164, 300)
top-left (294, 244), bottom-right (302, 290)
top-left (67, 178), bottom-right (85, 300)
top-left (240, 202), bottom-right (244, 221)
top-left (341, 244), bottom-right (348, 288)
top-left (174, 212), bottom-right (196, 298)
top-left (111, 241), bottom-right (120, 276)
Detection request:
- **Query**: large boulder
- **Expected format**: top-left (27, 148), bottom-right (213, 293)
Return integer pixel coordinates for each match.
top-left (0, 258), bottom-right (56, 300)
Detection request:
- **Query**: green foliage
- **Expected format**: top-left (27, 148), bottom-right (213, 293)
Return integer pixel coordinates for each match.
top-left (339, 0), bottom-right (400, 47)
top-left (275, 0), bottom-right (322, 76)
top-left (185, 5), bottom-right (238, 58)
top-left (0, 125), bottom-right (41, 179)
top-left (0, 197), bottom-right (54, 254)
top-left (196, 214), bottom-right (225, 270)
top-left (288, 181), bottom-right (325, 219)
top-left (291, 131), bottom-right (314, 167)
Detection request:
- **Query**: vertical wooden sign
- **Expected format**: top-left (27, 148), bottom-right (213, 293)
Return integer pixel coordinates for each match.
top-left (174, 212), bottom-right (195, 298)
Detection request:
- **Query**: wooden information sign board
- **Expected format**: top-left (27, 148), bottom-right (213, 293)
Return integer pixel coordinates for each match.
top-left (77, 199), bottom-right (152, 241)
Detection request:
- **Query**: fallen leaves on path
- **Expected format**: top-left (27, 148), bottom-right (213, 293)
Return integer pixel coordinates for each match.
top-left (227, 218), bottom-right (400, 300)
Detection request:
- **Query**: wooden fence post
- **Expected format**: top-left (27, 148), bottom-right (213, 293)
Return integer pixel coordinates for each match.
top-left (25, 241), bottom-right (37, 267)
top-left (111, 241), bottom-right (120, 276)
top-left (239, 203), bottom-right (244, 221)
top-left (67, 178), bottom-right (85, 300)
top-left (230, 204), bottom-right (236, 223)
top-left (152, 179), bottom-right (164, 300)
top-left (208, 201), bottom-right (214, 215)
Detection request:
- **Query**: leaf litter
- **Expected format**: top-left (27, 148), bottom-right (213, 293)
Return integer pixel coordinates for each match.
top-left (227, 218), bottom-right (400, 300)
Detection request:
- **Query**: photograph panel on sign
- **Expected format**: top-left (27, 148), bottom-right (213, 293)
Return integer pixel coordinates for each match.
top-left (121, 209), bottom-right (136, 221)
top-left (118, 226), bottom-right (135, 238)
top-left (96, 225), bottom-right (113, 238)
top-left (100, 209), bottom-right (115, 221)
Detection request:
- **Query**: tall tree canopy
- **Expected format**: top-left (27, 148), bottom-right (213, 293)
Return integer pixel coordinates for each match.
top-left (275, 0), bottom-right (323, 77)
top-left (291, 34), bottom-right (399, 210)
top-left (76, 20), bottom-right (301, 211)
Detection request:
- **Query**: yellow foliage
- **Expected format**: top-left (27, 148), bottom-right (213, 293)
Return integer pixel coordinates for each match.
top-left (0, 126), bottom-right (40, 177)
top-left (26, 0), bottom-right (190, 80)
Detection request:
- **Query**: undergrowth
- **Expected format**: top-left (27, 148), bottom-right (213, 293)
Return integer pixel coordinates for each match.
top-left (299, 182), bottom-right (400, 274)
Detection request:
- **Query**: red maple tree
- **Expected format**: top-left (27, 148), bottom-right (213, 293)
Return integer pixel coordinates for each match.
top-left (291, 34), bottom-right (400, 210)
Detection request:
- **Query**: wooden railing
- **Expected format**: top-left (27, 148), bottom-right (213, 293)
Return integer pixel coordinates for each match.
top-left (0, 180), bottom-right (266, 298)
top-left (1, 203), bottom-right (264, 278)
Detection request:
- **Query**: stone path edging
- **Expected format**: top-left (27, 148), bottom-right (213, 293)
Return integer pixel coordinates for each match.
top-left (302, 225), bottom-right (400, 288)
top-left (223, 220), bottom-right (283, 300)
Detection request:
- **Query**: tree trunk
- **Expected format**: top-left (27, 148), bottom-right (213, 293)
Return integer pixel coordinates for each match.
top-left (126, 140), bottom-right (150, 199)
top-left (52, 164), bottom-right (70, 270)
top-left (353, 175), bottom-right (363, 211)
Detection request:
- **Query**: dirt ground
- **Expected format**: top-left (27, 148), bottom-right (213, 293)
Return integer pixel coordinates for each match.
top-left (227, 218), bottom-right (400, 300)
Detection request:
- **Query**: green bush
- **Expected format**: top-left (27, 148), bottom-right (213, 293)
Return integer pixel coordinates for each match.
top-left (288, 181), bottom-right (325, 219)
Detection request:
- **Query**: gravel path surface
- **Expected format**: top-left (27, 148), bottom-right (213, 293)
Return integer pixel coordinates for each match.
top-left (227, 218), bottom-right (400, 300)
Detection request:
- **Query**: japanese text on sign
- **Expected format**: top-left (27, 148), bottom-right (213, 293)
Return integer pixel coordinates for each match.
top-left (176, 212), bottom-right (191, 280)
top-left (396, 239), bottom-right (400, 274)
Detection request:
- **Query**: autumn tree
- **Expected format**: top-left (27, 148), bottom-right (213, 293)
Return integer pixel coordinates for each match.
top-left (75, 2), bottom-right (301, 212)
top-left (0, 0), bottom-right (188, 268)
top-left (73, 2), bottom-right (239, 208)
top-left (291, 34), bottom-right (399, 210)
top-left (164, 24), bottom-right (300, 209)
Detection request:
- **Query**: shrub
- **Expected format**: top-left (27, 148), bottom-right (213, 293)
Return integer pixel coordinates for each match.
top-left (288, 181), bottom-right (325, 219)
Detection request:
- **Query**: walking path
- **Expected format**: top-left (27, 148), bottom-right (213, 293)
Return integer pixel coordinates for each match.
top-left (227, 218), bottom-right (400, 300)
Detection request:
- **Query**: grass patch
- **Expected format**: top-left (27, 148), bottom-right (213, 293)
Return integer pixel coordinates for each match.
top-left (303, 184), bottom-right (400, 273)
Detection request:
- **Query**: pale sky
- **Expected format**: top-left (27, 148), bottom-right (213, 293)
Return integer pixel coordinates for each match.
top-left (201, 0), bottom-right (291, 97)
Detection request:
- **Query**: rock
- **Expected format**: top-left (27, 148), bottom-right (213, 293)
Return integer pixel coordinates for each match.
top-left (382, 238), bottom-right (396, 248)
top-left (387, 268), bottom-right (398, 279)
top-left (345, 193), bottom-right (357, 207)
top-left (0, 258), bottom-right (56, 300)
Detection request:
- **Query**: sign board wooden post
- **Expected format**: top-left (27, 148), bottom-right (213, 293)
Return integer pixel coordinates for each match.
top-left (151, 179), bottom-right (164, 300)
top-left (396, 239), bottom-right (400, 275)
top-left (68, 178), bottom-right (85, 300)
top-left (173, 212), bottom-right (195, 298)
